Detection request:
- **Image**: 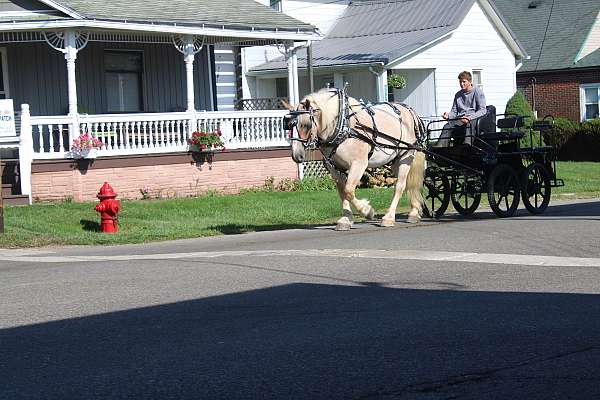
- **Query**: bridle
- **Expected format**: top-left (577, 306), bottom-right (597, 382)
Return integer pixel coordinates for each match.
top-left (283, 105), bottom-right (320, 149)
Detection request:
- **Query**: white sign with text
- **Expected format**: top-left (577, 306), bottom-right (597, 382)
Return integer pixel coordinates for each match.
top-left (0, 99), bottom-right (16, 138)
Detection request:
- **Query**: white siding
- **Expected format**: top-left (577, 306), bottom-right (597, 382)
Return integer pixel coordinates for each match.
top-left (281, 0), bottom-right (350, 35)
top-left (391, 69), bottom-right (436, 117)
top-left (576, 12), bottom-right (600, 62)
top-left (241, 45), bottom-right (285, 98)
top-left (389, 1), bottom-right (517, 116)
top-left (214, 45), bottom-right (237, 111)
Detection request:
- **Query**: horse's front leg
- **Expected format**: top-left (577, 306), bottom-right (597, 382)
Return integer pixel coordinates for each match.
top-left (329, 169), bottom-right (354, 231)
top-left (336, 160), bottom-right (374, 230)
top-left (381, 161), bottom-right (411, 227)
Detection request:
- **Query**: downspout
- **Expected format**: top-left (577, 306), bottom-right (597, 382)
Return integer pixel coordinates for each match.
top-left (368, 66), bottom-right (387, 103)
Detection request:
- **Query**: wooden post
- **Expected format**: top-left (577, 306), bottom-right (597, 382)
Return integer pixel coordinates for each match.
top-left (0, 152), bottom-right (4, 233)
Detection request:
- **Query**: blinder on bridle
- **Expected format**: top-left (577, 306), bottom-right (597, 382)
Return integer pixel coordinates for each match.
top-left (283, 105), bottom-right (320, 147)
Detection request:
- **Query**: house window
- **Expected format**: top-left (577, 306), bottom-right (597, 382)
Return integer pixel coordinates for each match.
top-left (0, 48), bottom-right (10, 99)
top-left (581, 85), bottom-right (600, 120)
top-left (270, 0), bottom-right (282, 12)
top-left (472, 69), bottom-right (483, 90)
top-left (104, 51), bottom-right (143, 113)
top-left (275, 78), bottom-right (287, 98)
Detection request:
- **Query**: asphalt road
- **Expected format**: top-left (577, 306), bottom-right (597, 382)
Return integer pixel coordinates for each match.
top-left (1, 199), bottom-right (599, 399)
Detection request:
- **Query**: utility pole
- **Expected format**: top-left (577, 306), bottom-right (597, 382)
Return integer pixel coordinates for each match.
top-left (307, 41), bottom-right (314, 93)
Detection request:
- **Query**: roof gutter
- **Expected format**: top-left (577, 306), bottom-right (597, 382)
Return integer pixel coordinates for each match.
top-left (247, 61), bottom-right (384, 77)
top-left (0, 19), bottom-right (321, 41)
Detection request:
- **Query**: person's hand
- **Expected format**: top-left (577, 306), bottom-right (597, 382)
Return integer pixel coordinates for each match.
top-left (461, 116), bottom-right (470, 125)
top-left (442, 112), bottom-right (449, 120)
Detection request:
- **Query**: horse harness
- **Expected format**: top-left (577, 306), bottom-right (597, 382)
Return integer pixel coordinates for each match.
top-left (286, 88), bottom-right (426, 174)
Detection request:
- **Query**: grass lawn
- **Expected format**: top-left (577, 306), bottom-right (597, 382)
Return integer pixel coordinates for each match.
top-left (1, 161), bottom-right (598, 248)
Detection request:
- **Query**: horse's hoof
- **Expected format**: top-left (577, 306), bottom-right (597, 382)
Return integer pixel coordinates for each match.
top-left (380, 218), bottom-right (395, 227)
top-left (335, 222), bottom-right (352, 231)
top-left (365, 206), bottom-right (375, 220)
top-left (407, 215), bottom-right (421, 224)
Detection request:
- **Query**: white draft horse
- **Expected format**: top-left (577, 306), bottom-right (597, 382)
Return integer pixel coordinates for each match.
top-left (284, 88), bottom-right (426, 231)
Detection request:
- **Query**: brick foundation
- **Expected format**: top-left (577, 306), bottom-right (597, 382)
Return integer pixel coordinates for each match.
top-left (30, 149), bottom-right (299, 202)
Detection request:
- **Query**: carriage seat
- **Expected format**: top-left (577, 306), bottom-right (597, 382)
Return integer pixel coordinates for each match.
top-left (479, 115), bottom-right (526, 141)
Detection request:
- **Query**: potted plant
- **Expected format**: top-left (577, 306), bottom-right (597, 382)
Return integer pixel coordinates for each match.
top-left (188, 129), bottom-right (225, 152)
top-left (70, 132), bottom-right (104, 159)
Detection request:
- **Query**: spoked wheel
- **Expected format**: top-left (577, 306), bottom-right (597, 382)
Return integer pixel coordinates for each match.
top-left (521, 162), bottom-right (551, 214)
top-left (451, 174), bottom-right (482, 215)
top-left (422, 169), bottom-right (450, 219)
top-left (487, 164), bottom-right (521, 217)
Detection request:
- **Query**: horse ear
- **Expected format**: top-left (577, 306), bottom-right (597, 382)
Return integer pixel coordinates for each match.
top-left (303, 99), bottom-right (311, 110)
top-left (281, 99), bottom-right (294, 110)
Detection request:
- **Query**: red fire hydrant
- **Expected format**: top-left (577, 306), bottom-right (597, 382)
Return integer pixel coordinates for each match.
top-left (95, 182), bottom-right (120, 233)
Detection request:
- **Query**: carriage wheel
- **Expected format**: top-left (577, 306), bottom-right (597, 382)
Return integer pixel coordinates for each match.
top-left (487, 164), bottom-right (520, 218)
top-left (521, 162), bottom-right (551, 214)
top-left (422, 170), bottom-right (450, 219)
top-left (450, 174), bottom-right (481, 215)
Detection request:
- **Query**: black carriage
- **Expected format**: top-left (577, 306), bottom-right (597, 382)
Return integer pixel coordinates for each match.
top-left (422, 105), bottom-right (564, 218)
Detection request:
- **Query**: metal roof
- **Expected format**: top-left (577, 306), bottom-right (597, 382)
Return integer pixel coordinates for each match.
top-left (252, 0), bottom-right (475, 71)
top-left (492, 0), bottom-right (600, 72)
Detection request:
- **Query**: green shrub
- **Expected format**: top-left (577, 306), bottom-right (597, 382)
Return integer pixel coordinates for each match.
top-left (581, 118), bottom-right (600, 135)
top-left (543, 117), bottom-right (579, 150)
top-left (505, 91), bottom-right (534, 126)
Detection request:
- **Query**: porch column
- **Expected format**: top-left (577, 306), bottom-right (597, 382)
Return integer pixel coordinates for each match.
top-left (64, 30), bottom-right (79, 116)
top-left (183, 35), bottom-right (196, 113)
top-left (286, 41), bottom-right (299, 104)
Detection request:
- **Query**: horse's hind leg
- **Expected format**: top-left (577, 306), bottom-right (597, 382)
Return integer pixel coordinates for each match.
top-left (381, 159), bottom-right (410, 227)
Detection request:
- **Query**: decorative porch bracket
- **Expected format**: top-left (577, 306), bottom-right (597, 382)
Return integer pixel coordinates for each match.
top-left (173, 35), bottom-right (205, 115)
top-left (43, 30), bottom-right (89, 116)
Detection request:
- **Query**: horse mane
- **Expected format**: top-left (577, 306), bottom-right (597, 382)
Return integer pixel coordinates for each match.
top-left (301, 89), bottom-right (361, 139)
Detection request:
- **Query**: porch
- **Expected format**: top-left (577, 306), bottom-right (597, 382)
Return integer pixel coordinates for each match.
top-left (0, 1), bottom-right (319, 203)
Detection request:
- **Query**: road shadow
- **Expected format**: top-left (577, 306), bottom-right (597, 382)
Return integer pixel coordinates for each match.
top-left (208, 222), bottom-right (335, 234)
top-left (2, 283), bottom-right (599, 399)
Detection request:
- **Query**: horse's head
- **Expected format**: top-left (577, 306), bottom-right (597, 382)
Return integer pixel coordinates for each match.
top-left (283, 97), bottom-right (321, 163)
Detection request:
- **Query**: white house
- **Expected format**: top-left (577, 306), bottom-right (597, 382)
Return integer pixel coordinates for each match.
top-left (0, 0), bottom-right (320, 203)
top-left (243, 0), bottom-right (528, 119)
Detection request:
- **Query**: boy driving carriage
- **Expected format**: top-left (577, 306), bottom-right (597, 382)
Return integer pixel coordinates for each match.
top-left (434, 70), bottom-right (487, 147)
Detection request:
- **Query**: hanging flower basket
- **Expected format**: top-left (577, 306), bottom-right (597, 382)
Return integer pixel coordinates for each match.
top-left (188, 129), bottom-right (225, 152)
top-left (71, 132), bottom-right (103, 159)
top-left (387, 74), bottom-right (407, 90)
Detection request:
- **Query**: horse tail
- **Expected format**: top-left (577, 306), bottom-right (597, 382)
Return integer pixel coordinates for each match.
top-left (406, 150), bottom-right (425, 214)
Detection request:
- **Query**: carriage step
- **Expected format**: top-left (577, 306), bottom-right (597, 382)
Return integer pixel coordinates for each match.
top-left (551, 178), bottom-right (565, 188)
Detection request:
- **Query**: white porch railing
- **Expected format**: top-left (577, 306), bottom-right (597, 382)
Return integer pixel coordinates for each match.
top-left (17, 104), bottom-right (291, 201)
top-left (22, 108), bottom-right (290, 159)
